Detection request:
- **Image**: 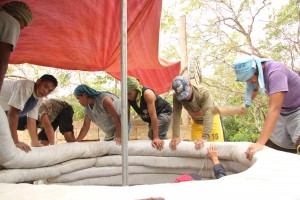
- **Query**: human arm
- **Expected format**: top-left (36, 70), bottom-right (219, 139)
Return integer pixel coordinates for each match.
top-left (103, 96), bottom-right (122, 145)
top-left (40, 114), bottom-right (55, 145)
top-left (245, 92), bottom-right (284, 160)
top-left (208, 144), bottom-right (220, 165)
top-left (193, 89), bottom-right (214, 150)
top-left (27, 117), bottom-right (43, 147)
top-left (213, 105), bottom-right (246, 116)
top-left (0, 42), bottom-right (12, 90)
top-left (169, 94), bottom-right (183, 150)
top-left (7, 106), bottom-right (31, 152)
top-left (208, 144), bottom-right (226, 178)
top-left (144, 89), bottom-right (164, 150)
top-left (76, 114), bottom-right (91, 142)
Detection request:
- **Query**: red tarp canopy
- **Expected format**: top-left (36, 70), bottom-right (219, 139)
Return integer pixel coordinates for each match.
top-left (5, 0), bottom-right (181, 94)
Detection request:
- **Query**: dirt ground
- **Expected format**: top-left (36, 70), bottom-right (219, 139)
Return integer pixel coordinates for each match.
top-left (18, 119), bottom-right (191, 145)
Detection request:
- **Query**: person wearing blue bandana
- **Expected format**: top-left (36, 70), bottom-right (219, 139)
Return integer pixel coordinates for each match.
top-left (74, 84), bottom-right (125, 145)
top-left (233, 55), bottom-right (300, 159)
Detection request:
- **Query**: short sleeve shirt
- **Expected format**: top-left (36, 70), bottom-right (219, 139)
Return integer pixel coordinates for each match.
top-left (263, 61), bottom-right (300, 111)
top-left (0, 9), bottom-right (20, 50)
top-left (37, 99), bottom-right (70, 127)
top-left (0, 79), bottom-right (43, 120)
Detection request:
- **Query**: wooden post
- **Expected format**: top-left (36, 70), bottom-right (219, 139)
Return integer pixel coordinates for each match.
top-left (179, 15), bottom-right (190, 126)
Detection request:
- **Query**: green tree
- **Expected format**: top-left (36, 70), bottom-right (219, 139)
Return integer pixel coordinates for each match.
top-left (160, 0), bottom-right (291, 142)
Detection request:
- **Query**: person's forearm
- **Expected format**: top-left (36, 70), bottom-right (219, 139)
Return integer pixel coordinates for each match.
top-left (0, 44), bottom-right (11, 91)
top-left (202, 112), bottom-right (213, 140)
top-left (211, 158), bottom-right (220, 165)
top-left (257, 109), bottom-right (280, 145)
top-left (44, 124), bottom-right (55, 145)
top-left (172, 114), bottom-right (181, 138)
top-left (113, 116), bottom-right (122, 138)
top-left (151, 117), bottom-right (159, 139)
top-left (27, 117), bottom-right (39, 145)
top-left (76, 128), bottom-right (88, 141)
top-left (8, 113), bottom-right (19, 143)
top-left (172, 99), bottom-right (182, 138)
top-left (215, 106), bottom-right (244, 116)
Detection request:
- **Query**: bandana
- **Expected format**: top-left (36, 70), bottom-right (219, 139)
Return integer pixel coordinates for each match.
top-left (233, 55), bottom-right (272, 108)
top-left (127, 76), bottom-right (143, 108)
top-left (73, 84), bottom-right (101, 97)
top-left (2, 1), bottom-right (32, 26)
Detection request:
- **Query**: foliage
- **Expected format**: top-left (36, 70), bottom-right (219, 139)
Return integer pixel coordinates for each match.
top-left (7, 0), bottom-right (299, 144)
top-left (160, 0), bottom-right (298, 143)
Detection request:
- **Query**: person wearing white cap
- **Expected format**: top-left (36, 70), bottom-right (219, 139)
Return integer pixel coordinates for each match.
top-left (0, 1), bottom-right (33, 91)
top-left (233, 55), bottom-right (300, 160)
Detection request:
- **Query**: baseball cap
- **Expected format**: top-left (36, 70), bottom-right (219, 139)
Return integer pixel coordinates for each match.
top-left (172, 76), bottom-right (191, 101)
top-left (174, 173), bottom-right (201, 183)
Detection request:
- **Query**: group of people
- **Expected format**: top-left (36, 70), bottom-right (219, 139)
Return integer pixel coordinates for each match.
top-left (1, 1), bottom-right (299, 179)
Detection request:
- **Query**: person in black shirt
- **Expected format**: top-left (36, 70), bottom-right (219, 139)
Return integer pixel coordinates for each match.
top-left (127, 76), bottom-right (172, 151)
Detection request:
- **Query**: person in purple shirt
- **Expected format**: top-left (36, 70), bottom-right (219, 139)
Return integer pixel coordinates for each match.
top-left (233, 55), bottom-right (300, 160)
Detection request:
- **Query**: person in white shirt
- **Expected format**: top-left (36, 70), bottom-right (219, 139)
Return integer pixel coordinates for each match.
top-left (0, 1), bottom-right (33, 91)
top-left (0, 74), bottom-right (57, 152)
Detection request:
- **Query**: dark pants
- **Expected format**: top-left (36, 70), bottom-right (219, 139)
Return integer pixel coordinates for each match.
top-left (17, 115), bottom-right (28, 130)
top-left (38, 106), bottom-right (74, 141)
top-left (147, 112), bottom-right (172, 140)
top-left (266, 139), bottom-right (297, 154)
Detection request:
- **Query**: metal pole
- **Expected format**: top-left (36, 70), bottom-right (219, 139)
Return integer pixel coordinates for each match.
top-left (121, 0), bottom-right (128, 186)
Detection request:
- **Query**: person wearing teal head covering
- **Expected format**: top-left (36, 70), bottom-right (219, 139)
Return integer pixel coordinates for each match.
top-left (232, 55), bottom-right (300, 160)
top-left (233, 55), bottom-right (272, 108)
top-left (127, 76), bottom-right (172, 151)
top-left (74, 84), bottom-right (125, 145)
top-left (0, 1), bottom-right (33, 91)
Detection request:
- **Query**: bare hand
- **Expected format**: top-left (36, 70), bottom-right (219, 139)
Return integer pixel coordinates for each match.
top-left (15, 142), bottom-right (31, 152)
top-left (208, 144), bottom-right (219, 165)
top-left (152, 138), bottom-right (164, 151)
top-left (169, 137), bottom-right (181, 150)
top-left (194, 138), bottom-right (206, 150)
top-left (245, 142), bottom-right (264, 160)
top-left (31, 141), bottom-right (44, 147)
top-left (238, 105), bottom-right (247, 115)
top-left (115, 136), bottom-right (121, 145)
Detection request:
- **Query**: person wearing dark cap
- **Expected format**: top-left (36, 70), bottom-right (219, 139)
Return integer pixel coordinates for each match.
top-left (170, 76), bottom-right (224, 151)
top-left (0, 74), bottom-right (57, 152)
top-left (0, 1), bottom-right (33, 91)
top-left (74, 84), bottom-right (128, 145)
top-left (127, 76), bottom-right (172, 151)
top-left (170, 76), bottom-right (245, 151)
top-left (233, 55), bottom-right (300, 160)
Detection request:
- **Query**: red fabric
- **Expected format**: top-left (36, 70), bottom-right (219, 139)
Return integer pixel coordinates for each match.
top-left (174, 174), bottom-right (197, 183)
top-left (4, 0), bottom-right (180, 94)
